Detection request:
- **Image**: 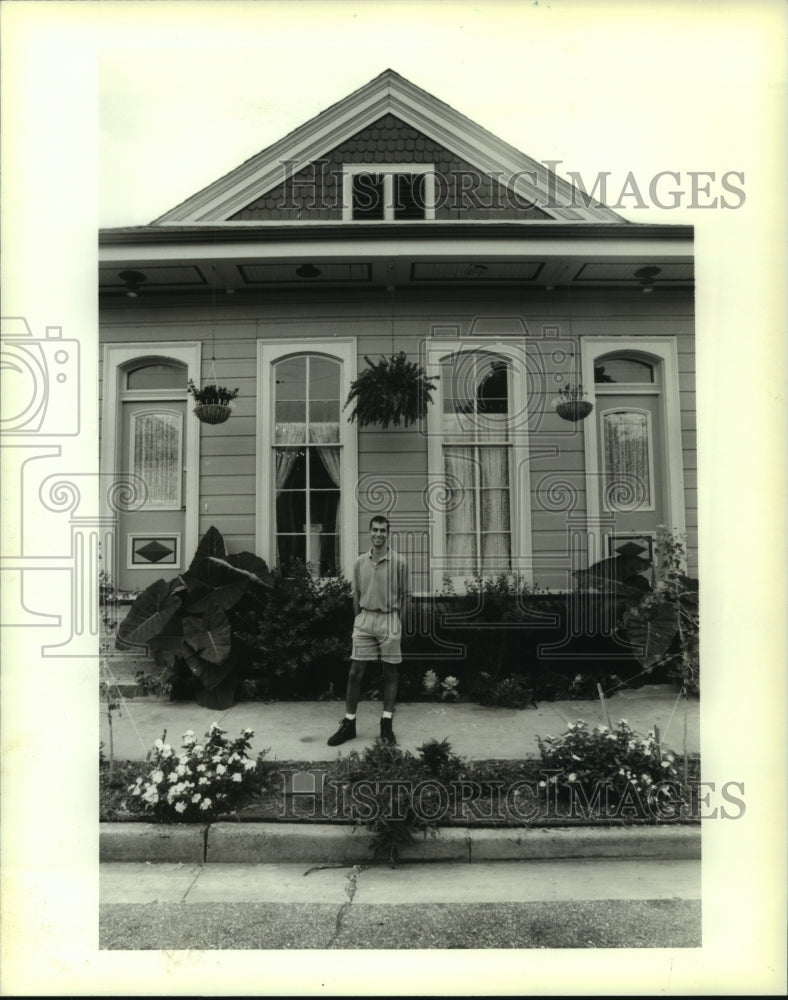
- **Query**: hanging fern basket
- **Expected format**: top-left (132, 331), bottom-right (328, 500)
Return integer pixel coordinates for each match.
top-left (344, 351), bottom-right (438, 429)
top-left (555, 400), bottom-right (593, 422)
top-left (193, 402), bottom-right (233, 425)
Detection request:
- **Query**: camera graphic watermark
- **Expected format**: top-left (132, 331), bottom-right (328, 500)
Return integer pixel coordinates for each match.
top-left (0, 317), bottom-right (80, 436)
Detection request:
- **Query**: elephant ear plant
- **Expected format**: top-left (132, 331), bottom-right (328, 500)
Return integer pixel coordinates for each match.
top-left (116, 526), bottom-right (273, 708)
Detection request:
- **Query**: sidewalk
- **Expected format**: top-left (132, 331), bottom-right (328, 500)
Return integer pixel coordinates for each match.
top-left (99, 683), bottom-right (700, 865)
top-left (99, 683), bottom-right (699, 764)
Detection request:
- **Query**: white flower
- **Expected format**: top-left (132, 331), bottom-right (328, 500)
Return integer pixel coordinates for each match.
top-left (243, 759), bottom-right (255, 772)
top-left (197, 764), bottom-right (206, 773)
top-left (241, 728), bottom-right (254, 738)
top-left (618, 768), bottom-right (625, 776)
top-left (198, 777), bottom-right (208, 785)
top-left (194, 745), bottom-right (203, 754)
top-left (216, 764), bottom-right (226, 776)
top-left (168, 772), bottom-right (179, 784)
top-left (192, 793), bottom-right (201, 803)
top-left (153, 739), bottom-right (164, 750)
top-left (200, 798), bottom-right (212, 810)
top-left (661, 760), bottom-right (671, 768)
top-left (567, 772), bottom-right (578, 782)
top-left (150, 770), bottom-right (164, 784)
top-left (538, 780), bottom-right (547, 788)
top-left (231, 772), bottom-right (243, 783)
top-left (174, 801), bottom-right (186, 814)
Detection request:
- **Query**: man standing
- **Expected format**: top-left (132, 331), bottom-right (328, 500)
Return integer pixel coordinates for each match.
top-left (327, 516), bottom-right (408, 747)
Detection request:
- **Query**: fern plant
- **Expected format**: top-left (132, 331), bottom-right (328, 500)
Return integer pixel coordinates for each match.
top-left (344, 351), bottom-right (438, 428)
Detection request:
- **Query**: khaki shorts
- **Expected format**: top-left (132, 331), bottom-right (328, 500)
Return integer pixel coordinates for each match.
top-left (351, 609), bottom-right (402, 664)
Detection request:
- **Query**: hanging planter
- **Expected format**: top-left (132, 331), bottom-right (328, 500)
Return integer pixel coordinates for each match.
top-left (555, 384), bottom-right (593, 422)
top-left (187, 379), bottom-right (239, 425)
top-left (344, 351), bottom-right (438, 429)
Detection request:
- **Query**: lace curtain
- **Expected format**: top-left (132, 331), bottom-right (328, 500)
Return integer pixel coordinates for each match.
top-left (445, 446), bottom-right (510, 573)
top-left (603, 411), bottom-right (650, 509)
top-left (133, 411), bottom-right (181, 507)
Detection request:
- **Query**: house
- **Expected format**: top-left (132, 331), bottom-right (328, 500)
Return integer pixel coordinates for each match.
top-left (99, 70), bottom-right (695, 614)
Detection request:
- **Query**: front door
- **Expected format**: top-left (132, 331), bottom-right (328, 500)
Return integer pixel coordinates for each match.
top-left (596, 392), bottom-right (663, 563)
top-left (116, 364), bottom-right (189, 592)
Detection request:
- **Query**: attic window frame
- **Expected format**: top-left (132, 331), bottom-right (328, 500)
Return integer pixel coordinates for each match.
top-left (341, 163), bottom-right (437, 222)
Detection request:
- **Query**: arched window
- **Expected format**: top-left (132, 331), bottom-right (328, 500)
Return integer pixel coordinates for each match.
top-left (273, 354), bottom-right (342, 576)
top-left (258, 339), bottom-right (357, 579)
top-left (438, 350), bottom-right (514, 576)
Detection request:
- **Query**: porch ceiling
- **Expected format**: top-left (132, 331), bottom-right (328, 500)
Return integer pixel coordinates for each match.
top-left (98, 222), bottom-right (693, 297)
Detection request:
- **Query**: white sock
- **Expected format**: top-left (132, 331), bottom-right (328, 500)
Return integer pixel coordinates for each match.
top-left (345, 713), bottom-right (356, 721)
top-left (382, 711), bottom-right (393, 719)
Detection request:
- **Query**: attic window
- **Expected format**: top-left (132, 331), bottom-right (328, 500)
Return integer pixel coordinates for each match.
top-left (343, 164), bottom-right (436, 221)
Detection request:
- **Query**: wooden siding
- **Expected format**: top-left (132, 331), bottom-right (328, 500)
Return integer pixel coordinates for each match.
top-left (229, 114), bottom-right (549, 222)
top-left (100, 285), bottom-right (697, 589)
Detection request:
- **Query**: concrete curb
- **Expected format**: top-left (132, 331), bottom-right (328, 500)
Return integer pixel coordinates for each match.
top-left (100, 822), bottom-right (700, 864)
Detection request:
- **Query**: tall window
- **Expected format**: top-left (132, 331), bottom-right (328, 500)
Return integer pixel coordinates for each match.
top-left (441, 352), bottom-right (512, 574)
top-left (273, 354), bottom-right (341, 576)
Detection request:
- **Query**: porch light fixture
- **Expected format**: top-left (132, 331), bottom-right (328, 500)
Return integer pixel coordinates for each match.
top-left (634, 265), bottom-right (661, 293)
top-left (118, 269), bottom-right (147, 298)
top-left (296, 263), bottom-right (321, 279)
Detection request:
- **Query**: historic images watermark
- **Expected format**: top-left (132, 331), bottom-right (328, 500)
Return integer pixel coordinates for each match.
top-left (277, 159), bottom-right (746, 213)
top-left (279, 768), bottom-right (745, 823)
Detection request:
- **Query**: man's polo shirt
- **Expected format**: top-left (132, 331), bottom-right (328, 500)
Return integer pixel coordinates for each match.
top-left (353, 548), bottom-right (408, 612)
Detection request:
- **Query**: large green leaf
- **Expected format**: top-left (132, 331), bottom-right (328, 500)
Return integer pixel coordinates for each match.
top-left (182, 605), bottom-right (232, 664)
top-left (116, 577), bottom-right (184, 647)
top-left (228, 551), bottom-right (274, 588)
top-left (185, 555), bottom-right (267, 591)
top-left (187, 525), bottom-right (227, 572)
top-left (181, 644), bottom-right (235, 689)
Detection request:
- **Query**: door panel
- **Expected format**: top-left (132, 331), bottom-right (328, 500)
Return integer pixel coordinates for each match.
top-left (118, 399), bottom-right (187, 591)
top-left (596, 393), bottom-right (664, 544)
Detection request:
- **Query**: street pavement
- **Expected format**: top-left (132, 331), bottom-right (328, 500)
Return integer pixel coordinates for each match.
top-left (99, 859), bottom-right (701, 950)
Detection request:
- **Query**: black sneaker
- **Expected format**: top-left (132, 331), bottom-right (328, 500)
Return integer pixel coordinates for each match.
top-left (327, 717), bottom-right (356, 746)
top-left (380, 716), bottom-right (396, 746)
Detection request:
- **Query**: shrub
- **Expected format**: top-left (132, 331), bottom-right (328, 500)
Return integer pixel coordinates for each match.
top-left (476, 673), bottom-right (537, 709)
top-left (536, 719), bottom-right (682, 808)
top-left (237, 560), bottom-right (354, 699)
top-left (126, 723), bottom-right (268, 822)
top-left (416, 737), bottom-right (466, 784)
top-left (332, 741), bottom-right (440, 866)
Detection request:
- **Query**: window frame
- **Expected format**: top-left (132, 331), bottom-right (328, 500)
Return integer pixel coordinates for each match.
top-left (426, 340), bottom-right (532, 590)
top-left (341, 163), bottom-right (437, 221)
top-left (580, 337), bottom-right (686, 544)
top-left (256, 338), bottom-right (358, 579)
top-left (100, 343), bottom-right (201, 559)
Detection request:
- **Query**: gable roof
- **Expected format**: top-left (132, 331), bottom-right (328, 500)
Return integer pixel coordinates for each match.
top-left (153, 69), bottom-right (626, 225)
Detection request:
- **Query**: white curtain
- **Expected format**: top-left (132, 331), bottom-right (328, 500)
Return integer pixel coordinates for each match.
top-left (275, 422), bottom-right (306, 495)
top-left (444, 449), bottom-right (476, 571)
top-left (603, 411), bottom-right (650, 509)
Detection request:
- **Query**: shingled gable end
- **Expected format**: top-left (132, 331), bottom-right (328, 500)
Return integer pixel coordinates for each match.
top-left (99, 69), bottom-right (695, 638)
top-left (151, 69), bottom-right (625, 225)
